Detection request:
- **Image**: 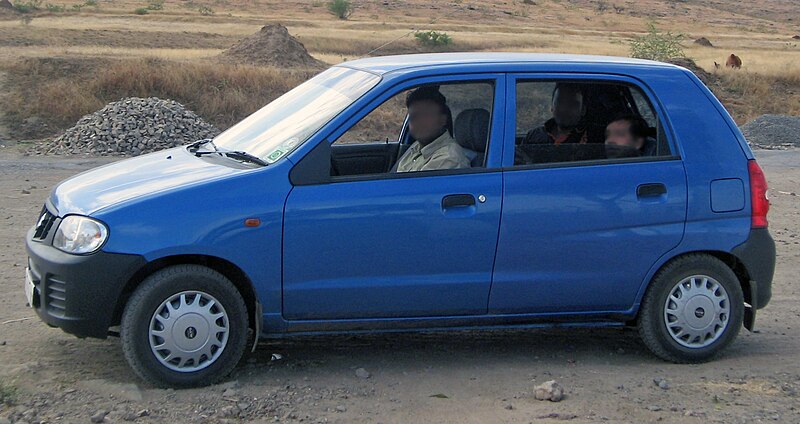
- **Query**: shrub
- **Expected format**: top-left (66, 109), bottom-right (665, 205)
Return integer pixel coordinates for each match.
top-left (327, 0), bottom-right (352, 19)
top-left (45, 3), bottom-right (65, 11)
top-left (197, 5), bottom-right (213, 15)
top-left (0, 381), bottom-right (18, 406)
top-left (12, 0), bottom-right (43, 12)
top-left (629, 22), bottom-right (685, 62)
top-left (146, 0), bottom-right (162, 10)
top-left (133, 6), bottom-right (148, 14)
top-left (414, 30), bottom-right (452, 47)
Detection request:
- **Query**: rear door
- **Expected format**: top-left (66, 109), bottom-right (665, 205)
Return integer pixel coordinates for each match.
top-left (488, 74), bottom-right (687, 315)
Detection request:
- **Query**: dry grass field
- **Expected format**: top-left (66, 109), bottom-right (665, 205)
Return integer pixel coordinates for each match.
top-left (0, 0), bottom-right (798, 147)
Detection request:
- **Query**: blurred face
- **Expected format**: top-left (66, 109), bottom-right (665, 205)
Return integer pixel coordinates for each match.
top-left (605, 120), bottom-right (644, 150)
top-left (408, 100), bottom-right (448, 144)
top-left (551, 88), bottom-right (584, 129)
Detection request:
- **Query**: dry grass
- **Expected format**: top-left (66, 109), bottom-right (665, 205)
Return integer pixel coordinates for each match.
top-left (0, 0), bottom-right (797, 141)
top-left (0, 57), bottom-right (309, 138)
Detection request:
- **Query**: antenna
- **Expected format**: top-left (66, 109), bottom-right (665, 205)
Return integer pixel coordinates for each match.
top-left (362, 18), bottom-right (439, 58)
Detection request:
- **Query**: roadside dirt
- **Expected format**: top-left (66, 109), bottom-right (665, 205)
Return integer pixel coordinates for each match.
top-left (0, 149), bottom-right (798, 423)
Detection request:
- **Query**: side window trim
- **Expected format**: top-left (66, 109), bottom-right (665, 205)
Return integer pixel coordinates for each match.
top-left (290, 73), bottom-right (507, 186)
top-left (503, 73), bottom-right (681, 168)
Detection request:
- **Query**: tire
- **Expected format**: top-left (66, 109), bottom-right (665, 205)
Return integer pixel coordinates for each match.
top-left (121, 265), bottom-right (248, 388)
top-left (638, 254), bottom-right (744, 363)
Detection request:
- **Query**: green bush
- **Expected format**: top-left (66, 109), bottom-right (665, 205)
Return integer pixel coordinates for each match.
top-left (133, 6), bottom-right (148, 14)
top-left (146, 0), bottom-right (162, 10)
top-left (629, 22), bottom-right (685, 62)
top-left (84, 0), bottom-right (97, 5)
top-left (198, 5), bottom-right (213, 15)
top-left (0, 381), bottom-right (18, 406)
top-left (12, 0), bottom-right (43, 13)
top-left (414, 30), bottom-right (452, 47)
top-left (327, 0), bottom-right (352, 19)
top-left (45, 3), bottom-right (65, 11)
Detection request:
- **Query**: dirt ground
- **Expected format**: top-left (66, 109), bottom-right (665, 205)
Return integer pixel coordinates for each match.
top-left (0, 149), bottom-right (798, 424)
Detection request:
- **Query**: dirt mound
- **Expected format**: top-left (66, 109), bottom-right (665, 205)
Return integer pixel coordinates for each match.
top-left (218, 24), bottom-right (325, 69)
top-left (666, 57), bottom-right (715, 85)
top-left (740, 114), bottom-right (800, 150)
top-left (34, 97), bottom-right (219, 156)
top-left (694, 37), bottom-right (714, 47)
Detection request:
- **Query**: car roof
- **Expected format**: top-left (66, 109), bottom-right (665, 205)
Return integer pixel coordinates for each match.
top-left (337, 52), bottom-right (681, 75)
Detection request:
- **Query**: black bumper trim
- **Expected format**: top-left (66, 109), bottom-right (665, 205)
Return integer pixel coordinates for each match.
top-left (732, 228), bottom-right (775, 310)
top-left (25, 227), bottom-right (147, 339)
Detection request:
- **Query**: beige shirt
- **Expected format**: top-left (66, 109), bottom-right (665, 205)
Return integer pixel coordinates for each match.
top-left (394, 131), bottom-right (471, 173)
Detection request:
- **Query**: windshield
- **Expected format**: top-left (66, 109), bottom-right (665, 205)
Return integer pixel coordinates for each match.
top-left (211, 67), bottom-right (380, 163)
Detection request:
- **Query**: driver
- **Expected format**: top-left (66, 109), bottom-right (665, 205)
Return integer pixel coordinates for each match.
top-left (394, 86), bottom-right (470, 173)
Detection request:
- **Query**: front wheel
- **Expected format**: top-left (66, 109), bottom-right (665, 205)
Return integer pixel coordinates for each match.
top-left (121, 265), bottom-right (248, 388)
top-left (638, 254), bottom-right (744, 363)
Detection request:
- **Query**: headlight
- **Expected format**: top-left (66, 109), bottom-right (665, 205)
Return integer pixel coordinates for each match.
top-left (52, 215), bottom-right (108, 254)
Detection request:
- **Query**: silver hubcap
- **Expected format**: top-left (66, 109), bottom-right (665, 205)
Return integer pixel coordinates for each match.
top-left (149, 291), bottom-right (229, 372)
top-left (664, 275), bottom-right (730, 348)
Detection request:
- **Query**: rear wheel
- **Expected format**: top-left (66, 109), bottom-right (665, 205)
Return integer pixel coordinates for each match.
top-left (638, 254), bottom-right (744, 363)
top-left (121, 265), bottom-right (248, 388)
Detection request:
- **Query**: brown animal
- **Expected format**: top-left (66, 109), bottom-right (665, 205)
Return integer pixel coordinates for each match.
top-left (725, 54), bottom-right (742, 69)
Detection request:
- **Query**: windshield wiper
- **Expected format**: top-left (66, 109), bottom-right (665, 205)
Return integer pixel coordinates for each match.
top-left (222, 150), bottom-right (268, 167)
top-left (193, 148), bottom-right (268, 167)
top-left (189, 139), bottom-right (267, 166)
top-left (188, 138), bottom-right (217, 154)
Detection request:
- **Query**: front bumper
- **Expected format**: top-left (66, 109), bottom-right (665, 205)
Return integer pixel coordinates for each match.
top-left (25, 226), bottom-right (146, 339)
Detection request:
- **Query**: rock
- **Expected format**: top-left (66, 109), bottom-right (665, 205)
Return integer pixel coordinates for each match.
top-left (355, 368), bottom-right (371, 379)
top-left (653, 377), bottom-right (670, 390)
top-left (90, 410), bottom-right (108, 423)
top-left (533, 380), bottom-right (564, 402)
top-left (694, 37), bottom-right (714, 47)
top-left (335, 405), bottom-right (347, 412)
top-left (740, 114), bottom-right (800, 150)
top-left (35, 97), bottom-right (219, 157)
top-left (222, 388), bottom-right (237, 397)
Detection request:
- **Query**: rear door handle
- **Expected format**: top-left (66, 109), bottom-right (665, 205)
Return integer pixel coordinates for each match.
top-left (442, 194), bottom-right (476, 208)
top-left (637, 183), bottom-right (667, 198)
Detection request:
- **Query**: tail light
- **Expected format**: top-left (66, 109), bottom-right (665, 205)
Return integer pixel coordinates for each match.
top-left (748, 159), bottom-right (769, 229)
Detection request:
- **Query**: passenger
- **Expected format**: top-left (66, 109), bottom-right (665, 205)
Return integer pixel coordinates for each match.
top-left (394, 87), bottom-right (471, 173)
top-left (604, 114), bottom-right (657, 158)
top-left (523, 83), bottom-right (589, 145)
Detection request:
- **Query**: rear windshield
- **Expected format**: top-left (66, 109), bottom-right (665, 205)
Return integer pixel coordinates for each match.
top-left (212, 67), bottom-right (381, 163)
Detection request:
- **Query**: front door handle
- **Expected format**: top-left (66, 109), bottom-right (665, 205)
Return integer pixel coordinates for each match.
top-left (442, 194), bottom-right (476, 208)
top-left (637, 183), bottom-right (667, 198)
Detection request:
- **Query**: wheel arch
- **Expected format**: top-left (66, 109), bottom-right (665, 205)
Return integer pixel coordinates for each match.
top-left (110, 254), bottom-right (259, 334)
top-left (634, 250), bottom-right (753, 324)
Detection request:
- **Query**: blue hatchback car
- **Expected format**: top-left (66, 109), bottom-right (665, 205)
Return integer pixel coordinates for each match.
top-left (25, 53), bottom-right (775, 387)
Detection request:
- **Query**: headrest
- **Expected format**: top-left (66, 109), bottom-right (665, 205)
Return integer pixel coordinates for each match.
top-left (454, 108), bottom-right (490, 153)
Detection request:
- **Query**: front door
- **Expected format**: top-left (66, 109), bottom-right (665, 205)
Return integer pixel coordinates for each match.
top-left (282, 75), bottom-right (506, 320)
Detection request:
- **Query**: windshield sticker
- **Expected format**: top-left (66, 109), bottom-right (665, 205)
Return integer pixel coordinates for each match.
top-left (265, 148), bottom-right (286, 164)
top-left (284, 137), bottom-right (299, 149)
